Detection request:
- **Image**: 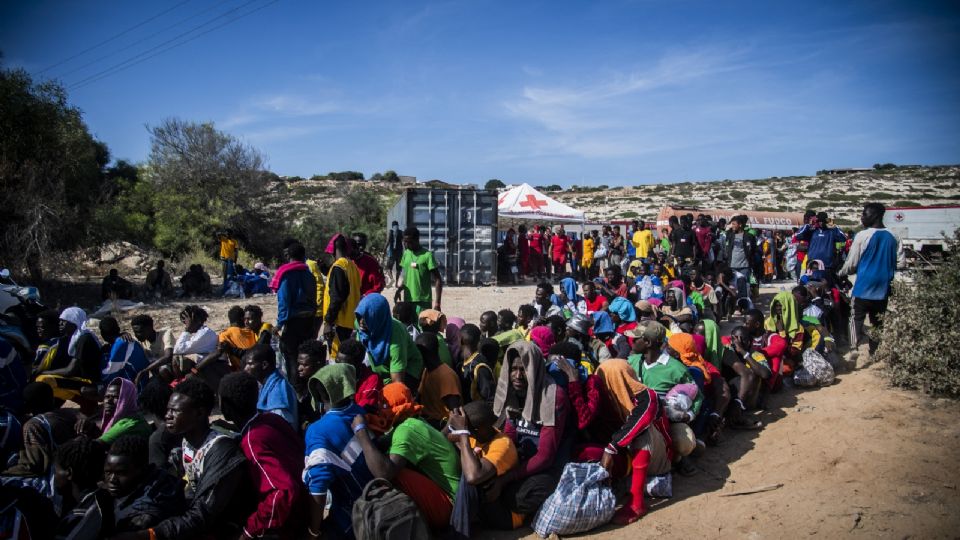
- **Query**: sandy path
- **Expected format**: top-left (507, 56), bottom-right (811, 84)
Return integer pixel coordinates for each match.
top-left (60, 280), bottom-right (960, 539)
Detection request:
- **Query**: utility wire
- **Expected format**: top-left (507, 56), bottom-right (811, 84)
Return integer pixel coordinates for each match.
top-left (38, 0), bottom-right (193, 74)
top-left (55, 0), bottom-right (237, 80)
top-left (70, 0), bottom-right (278, 90)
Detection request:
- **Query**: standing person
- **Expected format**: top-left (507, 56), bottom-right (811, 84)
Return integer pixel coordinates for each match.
top-left (724, 216), bottom-right (755, 301)
top-left (793, 212), bottom-right (847, 285)
top-left (351, 232), bottom-right (386, 295)
top-left (321, 234), bottom-right (362, 358)
top-left (217, 231), bottom-right (239, 283)
top-left (550, 226), bottom-right (570, 277)
top-left (671, 217), bottom-right (697, 272)
top-left (632, 220), bottom-right (655, 263)
top-left (839, 203), bottom-right (903, 354)
top-left (517, 224), bottom-right (530, 281)
top-left (762, 233), bottom-right (776, 283)
top-left (542, 227), bottom-right (555, 280)
top-left (694, 217), bottom-right (714, 272)
top-left (609, 226), bottom-right (625, 271)
top-left (271, 242), bottom-right (318, 381)
top-left (395, 226), bottom-right (443, 313)
top-left (218, 372), bottom-right (304, 539)
top-left (385, 221), bottom-right (404, 285)
top-left (581, 230), bottom-right (595, 280)
top-left (529, 225), bottom-right (545, 279)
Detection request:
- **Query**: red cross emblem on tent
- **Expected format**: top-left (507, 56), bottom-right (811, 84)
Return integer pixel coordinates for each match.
top-left (894, 212), bottom-right (905, 222)
top-left (519, 194), bottom-right (549, 210)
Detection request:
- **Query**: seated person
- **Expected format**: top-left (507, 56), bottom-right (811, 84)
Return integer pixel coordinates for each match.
top-left (744, 308), bottom-right (789, 391)
top-left (77, 377), bottom-right (152, 444)
top-left (241, 263), bottom-right (271, 296)
top-left (31, 310), bottom-right (62, 375)
top-left (582, 281), bottom-right (608, 315)
top-left (303, 363), bottom-right (375, 539)
top-left (722, 326), bottom-right (772, 429)
top-left (136, 379), bottom-right (181, 474)
top-left (144, 260), bottom-right (174, 299)
top-left (204, 306), bottom-right (257, 371)
top-left (515, 305), bottom-right (536, 340)
top-left (2, 383), bottom-right (81, 487)
top-left (552, 341), bottom-right (602, 433)
top-left (458, 324), bottom-right (496, 406)
top-left (242, 344), bottom-right (298, 429)
top-left (101, 268), bottom-right (135, 300)
top-left (484, 341), bottom-right (570, 530)
top-left (415, 333), bottom-right (462, 428)
top-left (130, 314), bottom-right (175, 386)
top-left (355, 294), bottom-right (423, 390)
top-left (99, 316), bottom-right (148, 387)
top-left (180, 264), bottom-right (213, 299)
top-left (163, 306), bottom-right (219, 386)
top-left (54, 437), bottom-right (108, 537)
top-left (139, 378), bottom-right (252, 539)
top-left (34, 307), bottom-right (101, 408)
top-left (353, 382), bottom-right (461, 530)
top-left (295, 339), bottom-right (325, 429)
top-left (219, 372), bottom-right (305, 538)
top-left (103, 436), bottom-right (185, 534)
top-left (637, 328), bottom-right (703, 415)
top-left (392, 301), bottom-right (421, 341)
top-left (492, 310), bottom-right (525, 363)
top-left (446, 402), bottom-right (519, 538)
top-left (479, 310), bottom-right (499, 339)
top-left (418, 309), bottom-right (454, 367)
top-left (335, 338), bottom-right (380, 410)
top-left (243, 305), bottom-right (274, 344)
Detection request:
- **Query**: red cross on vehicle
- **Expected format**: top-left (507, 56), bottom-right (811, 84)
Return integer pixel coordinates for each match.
top-left (519, 194), bottom-right (548, 210)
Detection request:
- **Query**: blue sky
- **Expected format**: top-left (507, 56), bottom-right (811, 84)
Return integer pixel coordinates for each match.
top-left (2, 0), bottom-right (959, 186)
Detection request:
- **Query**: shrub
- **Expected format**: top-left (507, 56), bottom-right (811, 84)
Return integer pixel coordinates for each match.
top-left (876, 230), bottom-right (960, 398)
top-left (618, 211), bottom-right (639, 218)
top-left (892, 200), bottom-right (921, 207)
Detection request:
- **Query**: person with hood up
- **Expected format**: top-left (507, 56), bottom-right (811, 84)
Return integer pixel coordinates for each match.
top-left (354, 293), bottom-right (423, 390)
top-left (35, 307), bottom-right (102, 404)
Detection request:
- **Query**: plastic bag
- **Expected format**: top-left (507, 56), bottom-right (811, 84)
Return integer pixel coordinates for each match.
top-left (532, 462), bottom-right (616, 537)
top-left (794, 348), bottom-right (835, 387)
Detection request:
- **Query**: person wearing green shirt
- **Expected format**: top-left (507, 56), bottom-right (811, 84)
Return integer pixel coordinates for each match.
top-left (352, 382), bottom-right (461, 530)
top-left (625, 321), bottom-right (702, 416)
top-left (355, 294), bottom-right (424, 390)
top-left (394, 226), bottom-right (443, 314)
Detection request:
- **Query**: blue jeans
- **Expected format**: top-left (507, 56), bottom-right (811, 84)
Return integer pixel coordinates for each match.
top-left (731, 267), bottom-right (751, 299)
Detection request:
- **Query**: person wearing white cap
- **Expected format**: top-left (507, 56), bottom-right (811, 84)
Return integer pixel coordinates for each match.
top-left (34, 307), bottom-right (102, 403)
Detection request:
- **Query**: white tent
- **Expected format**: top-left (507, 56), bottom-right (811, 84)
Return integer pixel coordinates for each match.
top-left (497, 183), bottom-right (586, 224)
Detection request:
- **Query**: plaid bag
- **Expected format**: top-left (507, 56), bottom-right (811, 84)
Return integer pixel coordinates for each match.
top-left (532, 462), bottom-right (616, 537)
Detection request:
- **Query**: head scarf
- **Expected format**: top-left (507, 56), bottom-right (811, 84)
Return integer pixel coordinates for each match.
top-left (765, 291), bottom-right (802, 339)
top-left (667, 333), bottom-right (712, 383)
top-left (254, 262), bottom-right (267, 272)
top-left (445, 317), bottom-right (465, 364)
top-left (310, 363), bottom-right (357, 409)
top-left (369, 382), bottom-right (423, 431)
top-left (59, 307), bottom-right (100, 357)
top-left (493, 340), bottom-right (558, 427)
top-left (325, 233), bottom-right (355, 255)
top-left (700, 319), bottom-right (722, 368)
top-left (692, 333), bottom-right (706, 355)
top-left (635, 300), bottom-right (661, 320)
top-left (101, 378), bottom-right (139, 434)
top-left (591, 311), bottom-right (616, 336)
top-left (596, 359), bottom-right (647, 423)
top-left (627, 259), bottom-right (644, 277)
top-left (608, 297), bottom-right (636, 323)
top-left (559, 277), bottom-right (582, 304)
top-left (668, 280), bottom-right (686, 295)
top-left (355, 294), bottom-right (393, 366)
top-left (529, 326), bottom-right (555, 356)
top-left (417, 309), bottom-right (446, 331)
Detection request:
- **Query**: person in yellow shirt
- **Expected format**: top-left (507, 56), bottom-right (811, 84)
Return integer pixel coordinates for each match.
top-left (217, 230), bottom-right (239, 281)
top-left (321, 234), bottom-right (361, 357)
top-left (631, 220), bottom-right (655, 262)
top-left (581, 231), bottom-right (595, 279)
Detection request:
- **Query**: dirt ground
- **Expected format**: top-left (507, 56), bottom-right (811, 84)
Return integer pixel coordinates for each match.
top-left (47, 278), bottom-right (960, 539)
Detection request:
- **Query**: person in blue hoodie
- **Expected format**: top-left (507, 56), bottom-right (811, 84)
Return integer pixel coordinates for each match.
top-left (839, 203), bottom-right (903, 353)
top-left (793, 211), bottom-right (847, 284)
top-left (98, 316), bottom-right (148, 389)
top-left (270, 241), bottom-right (318, 381)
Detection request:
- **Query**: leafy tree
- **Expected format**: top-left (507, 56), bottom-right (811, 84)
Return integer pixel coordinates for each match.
top-left (293, 186), bottom-right (387, 259)
top-left (328, 171), bottom-right (364, 182)
top-left (0, 64), bottom-right (110, 280)
top-left (383, 170), bottom-right (400, 183)
top-left (369, 172), bottom-right (383, 182)
top-left (310, 174), bottom-right (327, 181)
top-left (485, 178), bottom-right (506, 190)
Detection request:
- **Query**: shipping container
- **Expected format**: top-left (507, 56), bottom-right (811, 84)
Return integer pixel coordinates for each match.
top-left (387, 188), bottom-right (498, 285)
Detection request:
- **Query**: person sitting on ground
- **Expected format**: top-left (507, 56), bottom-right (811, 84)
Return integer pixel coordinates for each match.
top-left (598, 266), bottom-right (629, 299)
top-left (515, 304), bottom-right (536, 340)
top-left (99, 316), bottom-right (149, 387)
top-left (459, 324), bottom-right (496, 406)
top-left (144, 260), bottom-right (174, 300)
top-left (165, 305), bottom-right (223, 391)
top-left (204, 306), bottom-right (257, 371)
top-left (219, 372), bottom-right (305, 538)
top-left (743, 308), bottom-right (789, 391)
top-left (416, 333), bottom-right (462, 429)
top-left (335, 338), bottom-right (381, 409)
top-left (551, 277), bottom-right (586, 316)
top-left (485, 341), bottom-right (570, 530)
top-left (447, 401), bottom-right (520, 538)
top-left (137, 379), bottom-right (181, 473)
top-left (30, 309), bottom-right (62, 375)
top-left (353, 382), bottom-right (461, 530)
top-left (564, 314), bottom-right (605, 365)
top-left (552, 341), bottom-right (602, 435)
top-left (479, 310), bottom-right (499, 339)
top-left (529, 324), bottom-right (555, 357)
top-left (241, 263), bottom-right (271, 296)
top-left (302, 363), bottom-right (375, 539)
top-left (103, 435), bottom-right (185, 535)
top-left (419, 309), bottom-right (454, 367)
top-left (1, 382), bottom-right (81, 485)
top-left (101, 268), bottom-right (135, 301)
top-left (295, 339), bottom-right (326, 428)
top-left (660, 286), bottom-right (695, 332)
top-left (582, 280), bottom-right (608, 315)
top-left (130, 315), bottom-right (175, 386)
top-left (76, 377), bottom-right (152, 444)
top-left (765, 290), bottom-right (805, 381)
top-left (126, 377), bottom-right (251, 540)
top-left (351, 232), bottom-right (387, 296)
top-left (530, 282), bottom-right (560, 319)
top-left (393, 301), bottom-right (421, 341)
top-left (34, 307), bottom-right (102, 407)
top-left (180, 264), bottom-right (212, 299)
top-left (722, 326), bottom-right (771, 429)
top-left (445, 317), bottom-right (466, 369)
top-left (493, 309), bottom-right (525, 364)
top-left (355, 293), bottom-right (424, 390)
top-left (53, 437), bottom-right (108, 537)
top-left (242, 344), bottom-right (298, 429)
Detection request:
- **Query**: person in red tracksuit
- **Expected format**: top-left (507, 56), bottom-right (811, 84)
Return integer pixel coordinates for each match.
top-left (219, 372), bottom-right (306, 539)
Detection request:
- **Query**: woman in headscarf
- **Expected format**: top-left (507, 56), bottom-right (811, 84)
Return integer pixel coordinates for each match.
top-left (695, 319), bottom-right (723, 369)
top-left (34, 307), bottom-right (102, 405)
top-left (78, 378), bottom-right (151, 444)
top-left (592, 311), bottom-right (623, 359)
top-left (550, 277), bottom-right (586, 316)
top-left (485, 341), bottom-right (570, 530)
top-left (355, 294), bottom-right (423, 390)
top-left (765, 290), bottom-right (805, 374)
top-left (528, 325), bottom-right (555, 357)
top-left (660, 287), bottom-right (694, 333)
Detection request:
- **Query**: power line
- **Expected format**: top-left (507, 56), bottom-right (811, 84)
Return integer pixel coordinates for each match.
top-left (55, 0), bottom-right (237, 80)
top-left (38, 0), bottom-right (193, 74)
top-left (69, 0), bottom-right (278, 90)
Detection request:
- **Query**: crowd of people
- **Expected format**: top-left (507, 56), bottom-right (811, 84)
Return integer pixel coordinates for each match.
top-left (0, 203), bottom-right (901, 539)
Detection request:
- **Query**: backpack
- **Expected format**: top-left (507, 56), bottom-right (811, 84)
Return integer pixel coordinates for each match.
top-left (352, 478), bottom-right (431, 540)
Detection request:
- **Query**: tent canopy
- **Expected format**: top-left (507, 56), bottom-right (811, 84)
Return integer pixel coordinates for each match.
top-left (497, 183), bottom-right (585, 223)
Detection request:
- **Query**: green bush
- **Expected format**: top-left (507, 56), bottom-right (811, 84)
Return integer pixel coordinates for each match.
top-left (876, 230), bottom-right (960, 398)
top-left (892, 200), bottom-right (921, 207)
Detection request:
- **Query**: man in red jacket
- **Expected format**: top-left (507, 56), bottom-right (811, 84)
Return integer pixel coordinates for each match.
top-left (351, 232), bottom-right (386, 295)
top-left (219, 372), bottom-right (306, 539)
